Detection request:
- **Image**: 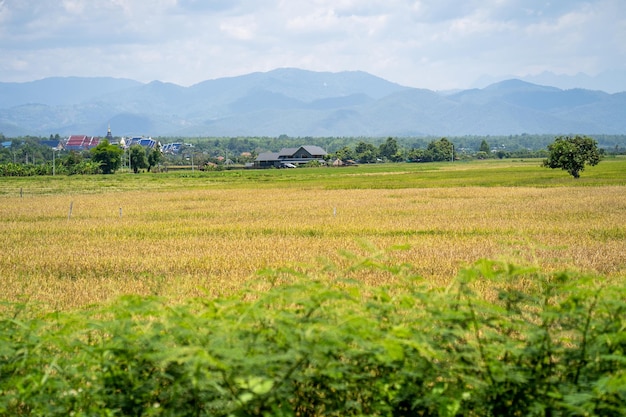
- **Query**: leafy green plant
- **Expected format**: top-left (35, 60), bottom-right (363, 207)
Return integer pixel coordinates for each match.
top-left (1, 254), bottom-right (624, 416)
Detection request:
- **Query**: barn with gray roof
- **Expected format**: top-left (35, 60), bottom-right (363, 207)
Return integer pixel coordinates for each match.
top-left (254, 145), bottom-right (327, 168)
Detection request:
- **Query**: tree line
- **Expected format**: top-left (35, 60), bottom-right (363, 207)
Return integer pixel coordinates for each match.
top-left (0, 132), bottom-right (617, 176)
top-left (0, 138), bottom-right (163, 176)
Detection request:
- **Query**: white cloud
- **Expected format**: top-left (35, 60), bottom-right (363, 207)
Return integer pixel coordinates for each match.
top-left (62, 0), bottom-right (86, 14)
top-left (0, 0), bottom-right (624, 90)
top-left (219, 15), bottom-right (258, 41)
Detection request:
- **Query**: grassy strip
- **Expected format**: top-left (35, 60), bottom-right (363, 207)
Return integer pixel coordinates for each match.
top-left (0, 157), bottom-right (624, 196)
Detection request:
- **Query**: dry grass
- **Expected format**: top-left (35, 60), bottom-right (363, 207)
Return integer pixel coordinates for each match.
top-left (1, 181), bottom-right (624, 310)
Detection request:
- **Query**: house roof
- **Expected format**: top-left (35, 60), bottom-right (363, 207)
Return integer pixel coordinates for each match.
top-left (66, 135), bottom-right (88, 146)
top-left (300, 145), bottom-right (327, 156)
top-left (40, 140), bottom-right (64, 150)
top-left (278, 146), bottom-right (327, 157)
top-left (66, 135), bottom-right (100, 149)
top-left (256, 151), bottom-right (281, 161)
top-left (127, 137), bottom-right (156, 148)
top-left (278, 147), bottom-right (298, 157)
top-left (256, 146), bottom-right (327, 162)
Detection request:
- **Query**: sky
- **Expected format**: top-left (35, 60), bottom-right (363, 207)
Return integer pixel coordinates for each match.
top-left (1, 0), bottom-right (625, 90)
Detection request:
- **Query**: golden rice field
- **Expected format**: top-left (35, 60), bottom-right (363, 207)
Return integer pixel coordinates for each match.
top-left (1, 159), bottom-right (625, 310)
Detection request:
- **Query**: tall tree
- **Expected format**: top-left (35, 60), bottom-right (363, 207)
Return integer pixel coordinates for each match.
top-left (63, 151), bottom-right (83, 172)
top-left (407, 148), bottom-right (426, 162)
top-left (543, 135), bottom-right (602, 178)
top-left (477, 139), bottom-right (490, 159)
top-left (90, 140), bottom-right (122, 174)
top-left (129, 145), bottom-right (148, 174)
top-left (355, 141), bottom-right (378, 163)
top-left (425, 138), bottom-right (454, 162)
top-left (479, 140), bottom-right (490, 153)
top-left (334, 146), bottom-right (355, 162)
top-left (379, 137), bottom-right (400, 161)
top-left (147, 143), bottom-right (163, 172)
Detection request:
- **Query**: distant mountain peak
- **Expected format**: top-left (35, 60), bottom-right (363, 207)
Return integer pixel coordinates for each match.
top-left (484, 78), bottom-right (560, 92)
top-left (474, 69), bottom-right (626, 94)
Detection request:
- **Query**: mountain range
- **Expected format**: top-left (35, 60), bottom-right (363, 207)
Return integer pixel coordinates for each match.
top-left (1, 68), bottom-right (625, 137)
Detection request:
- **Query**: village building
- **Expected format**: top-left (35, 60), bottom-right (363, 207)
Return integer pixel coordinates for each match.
top-left (64, 125), bottom-right (118, 151)
top-left (126, 136), bottom-right (157, 148)
top-left (40, 140), bottom-right (64, 150)
top-left (64, 135), bottom-right (100, 151)
top-left (254, 145), bottom-right (327, 168)
top-left (105, 125), bottom-right (114, 142)
top-left (161, 142), bottom-right (183, 154)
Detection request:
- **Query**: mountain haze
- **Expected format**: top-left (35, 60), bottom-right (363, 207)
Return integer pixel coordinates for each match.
top-left (0, 77), bottom-right (142, 108)
top-left (1, 68), bottom-right (624, 137)
top-left (473, 70), bottom-right (626, 94)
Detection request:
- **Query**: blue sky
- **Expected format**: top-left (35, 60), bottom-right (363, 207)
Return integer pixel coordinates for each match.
top-left (1, 0), bottom-right (624, 90)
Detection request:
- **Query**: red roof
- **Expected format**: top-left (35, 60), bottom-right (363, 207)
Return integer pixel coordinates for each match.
top-left (86, 137), bottom-right (100, 147)
top-left (66, 135), bottom-right (100, 149)
top-left (66, 135), bottom-right (89, 146)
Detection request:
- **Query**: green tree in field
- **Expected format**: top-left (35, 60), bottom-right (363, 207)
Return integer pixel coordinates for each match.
top-left (495, 150), bottom-right (510, 159)
top-left (543, 135), bottom-right (602, 178)
top-left (379, 137), bottom-right (403, 162)
top-left (63, 151), bottom-right (82, 171)
top-left (355, 141), bottom-right (378, 163)
top-left (147, 143), bottom-right (163, 172)
top-left (129, 145), bottom-right (149, 174)
top-left (91, 140), bottom-right (123, 174)
top-left (477, 140), bottom-right (491, 159)
top-left (425, 138), bottom-right (454, 162)
top-left (407, 148), bottom-right (426, 162)
top-left (334, 146), bottom-right (355, 162)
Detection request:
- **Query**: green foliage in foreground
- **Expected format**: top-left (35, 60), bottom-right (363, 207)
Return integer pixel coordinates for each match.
top-left (1, 257), bottom-right (625, 416)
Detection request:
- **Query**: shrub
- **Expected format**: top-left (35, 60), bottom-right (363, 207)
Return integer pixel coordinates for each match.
top-left (1, 257), bottom-right (624, 416)
top-left (304, 160), bottom-right (323, 167)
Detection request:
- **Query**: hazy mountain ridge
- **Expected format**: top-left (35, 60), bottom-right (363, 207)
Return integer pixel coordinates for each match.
top-left (472, 69), bottom-right (626, 93)
top-left (0, 77), bottom-right (142, 108)
top-left (0, 69), bottom-right (624, 137)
